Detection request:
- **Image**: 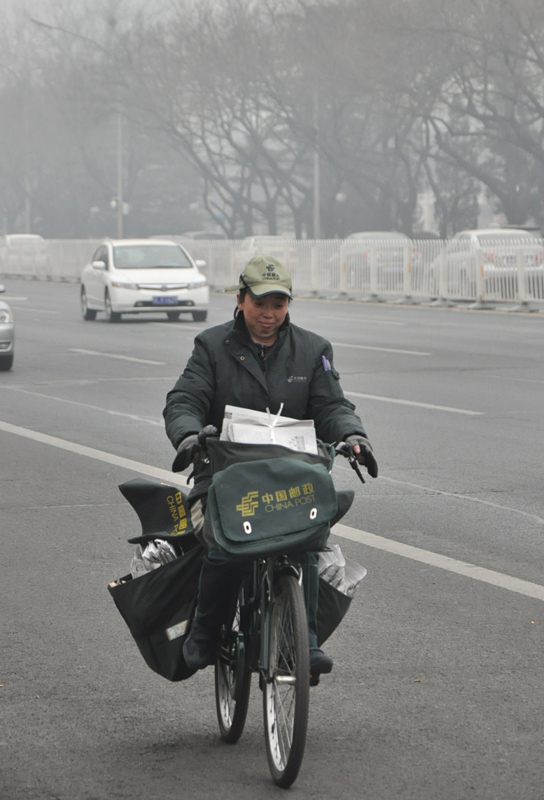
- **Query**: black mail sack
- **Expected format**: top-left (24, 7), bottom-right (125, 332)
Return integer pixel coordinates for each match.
top-left (108, 544), bottom-right (205, 682)
top-left (316, 546), bottom-right (368, 646)
top-left (316, 580), bottom-right (352, 646)
top-left (206, 439), bottom-right (335, 473)
top-left (118, 477), bottom-right (196, 547)
top-left (204, 456), bottom-right (337, 559)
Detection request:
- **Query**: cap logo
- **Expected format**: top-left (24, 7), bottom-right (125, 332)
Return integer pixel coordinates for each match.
top-left (262, 270), bottom-right (281, 281)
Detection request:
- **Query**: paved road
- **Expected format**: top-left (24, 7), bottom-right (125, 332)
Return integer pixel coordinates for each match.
top-left (1, 280), bottom-right (543, 799)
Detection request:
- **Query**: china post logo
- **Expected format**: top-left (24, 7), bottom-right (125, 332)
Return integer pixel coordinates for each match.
top-left (235, 483), bottom-right (316, 517)
top-left (236, 491), bottom-right (259, 516)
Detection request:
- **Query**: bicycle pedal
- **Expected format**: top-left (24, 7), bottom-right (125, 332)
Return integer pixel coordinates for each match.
top-left (309, 673), bottom-right (321, 687)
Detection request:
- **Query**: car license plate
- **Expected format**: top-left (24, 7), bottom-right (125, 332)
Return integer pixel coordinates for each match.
top-left (152, 296), bottom-right (178, 306)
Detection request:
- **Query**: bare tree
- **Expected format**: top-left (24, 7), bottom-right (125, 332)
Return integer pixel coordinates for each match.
top-left (5, 0), bottom-right (544, 239)
top-left (420, 0), bottom-right (544, 228)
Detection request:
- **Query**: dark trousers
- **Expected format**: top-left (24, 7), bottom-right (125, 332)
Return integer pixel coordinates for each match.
top-left (194, 550), bottom-right (320, 648)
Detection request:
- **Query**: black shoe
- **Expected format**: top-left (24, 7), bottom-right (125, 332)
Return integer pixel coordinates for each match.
top-left (183, 621), bottom-right (216, 670)
top-left (309, 647), bottom-right (334, 675)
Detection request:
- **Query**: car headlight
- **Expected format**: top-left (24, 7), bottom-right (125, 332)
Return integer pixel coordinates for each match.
top-left (111, 281), bottom-right (139, 290)
top-left (0, 309), bottom-right (13, 323)
top-left (189, 278), bottom-right (208, 288)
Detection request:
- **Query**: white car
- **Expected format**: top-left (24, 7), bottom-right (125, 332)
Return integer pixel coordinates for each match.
top-left (80, 239), bottom-right (209, 323)
top-left (430, 228), bottom-right (544, 299)
top-left (451, 228), bottom-right (541, 263)
top-left (0, 233), bottom-right (48, 275)
top-left (0, 284), bottom-right (14, 370)
top-left (328, 231), bottom-right (414, 291)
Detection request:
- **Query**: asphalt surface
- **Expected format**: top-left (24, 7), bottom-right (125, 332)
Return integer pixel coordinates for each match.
top-left (1, 280), bottom-right (543, 800)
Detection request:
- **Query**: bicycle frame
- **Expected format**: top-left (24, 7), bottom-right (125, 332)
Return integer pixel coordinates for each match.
top-left (240, 555), bottom-right (303, 681)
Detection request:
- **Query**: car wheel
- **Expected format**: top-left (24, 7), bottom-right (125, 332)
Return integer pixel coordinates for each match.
top-left (0, 353), bottom-right (13, 371)
top-left (105, 290), bottom-right (121, 323)
top-left (192, 310), bottom-right (208, 322)
top-left (80, 286), bottom-right (97, 320)
top-left (166, 310), bottom-right (181, 321)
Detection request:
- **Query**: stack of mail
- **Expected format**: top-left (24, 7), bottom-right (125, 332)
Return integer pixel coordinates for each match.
top-left (220, 404), bottom-right (318, 454)
top-left (130, 539), bottom-right (178, 579)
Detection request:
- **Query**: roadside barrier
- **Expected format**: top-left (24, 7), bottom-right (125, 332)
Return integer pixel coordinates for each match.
top-left (1, 236), bottom-right (543, 307)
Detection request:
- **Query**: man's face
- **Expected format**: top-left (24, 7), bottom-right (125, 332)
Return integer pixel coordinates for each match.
top-left (237, 292), bottom-right (290, 343)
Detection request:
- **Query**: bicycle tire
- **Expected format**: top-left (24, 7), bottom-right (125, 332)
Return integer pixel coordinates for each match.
top-left (214, 602), bottom-right (252, 744)
top-left (263, 573), bottom-right (310, 788)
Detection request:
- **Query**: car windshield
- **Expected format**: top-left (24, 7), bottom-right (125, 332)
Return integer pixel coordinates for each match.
top-left (113, 244), bottom-right (192, 269)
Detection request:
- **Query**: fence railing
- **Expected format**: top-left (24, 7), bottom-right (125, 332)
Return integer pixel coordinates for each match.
top-left (1, 237), bottom-right (543, 305)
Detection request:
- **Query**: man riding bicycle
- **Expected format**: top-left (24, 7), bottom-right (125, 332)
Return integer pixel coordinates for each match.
top-left (163, 254), bottom-right (378, 676)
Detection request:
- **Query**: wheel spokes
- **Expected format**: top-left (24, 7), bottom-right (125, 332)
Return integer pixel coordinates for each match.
top-left (267, 594), bottom-right (298, 767)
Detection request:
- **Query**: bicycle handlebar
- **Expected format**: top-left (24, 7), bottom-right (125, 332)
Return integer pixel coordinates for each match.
top-left (334, 441), bottom-right (366, 484)
top-left (193, 427), bottom-right (366, 484)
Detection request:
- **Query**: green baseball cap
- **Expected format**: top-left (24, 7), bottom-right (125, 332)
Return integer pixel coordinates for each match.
top-left (226, 254), bottom-right (292, 298)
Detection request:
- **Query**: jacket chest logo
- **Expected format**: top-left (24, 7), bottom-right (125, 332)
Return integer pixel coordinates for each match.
top-left (287, 375), bottom-right (308, 383)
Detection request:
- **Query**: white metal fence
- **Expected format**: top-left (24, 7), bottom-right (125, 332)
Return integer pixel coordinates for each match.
top-left (1, 236), bottom-right (543, 305)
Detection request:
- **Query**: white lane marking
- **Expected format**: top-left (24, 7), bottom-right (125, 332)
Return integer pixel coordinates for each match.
top-left (379, 474), bottom-right (544, 525)
top-left (1, 418), bottom-right (542, 602)
top-left (149, 323), bottom-right (205, 332)
top-left (69, 348), bottom-right (165, 366)
top-left (11, 374), bottom-right (485, 422)
top-left (323, 315), bottom-right (406, 326)
top-left (478, 374), bottom-right (544, 385)
top-left (346, 391), bottom-right (484, 415)
top-left (332, 341), bottom-right (430, 356)
top-left (9, 306), bottom-right (59, 314)
top-left (335, 463), bottom-right (544, 526)
top-left (334, 524), bottom-right (544, 602)
top-left (4, 386), bottom-right (163, 425)
top-left (0, 419), bottom-right (187, 485)
top-left (1, 376), bottom-right (179, 387)
top-left (3, 382), bottom-right (482, 420)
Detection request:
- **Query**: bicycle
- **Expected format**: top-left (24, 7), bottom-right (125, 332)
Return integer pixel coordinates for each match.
top-left (197, 429), bottom-right (364, 788)
top-left (214, 549), bottom-right (311, 787)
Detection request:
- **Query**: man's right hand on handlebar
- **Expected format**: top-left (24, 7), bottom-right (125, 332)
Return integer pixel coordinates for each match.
top-left (174, 433), bottom-right (200, 471)
top-left (173, 426), bottom-right (219, 472)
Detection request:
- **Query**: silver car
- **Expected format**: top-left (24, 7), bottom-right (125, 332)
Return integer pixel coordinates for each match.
top-left (0, 284), bottom-right (14, 370)
top-left (80, 239), bottom-right (209, 323)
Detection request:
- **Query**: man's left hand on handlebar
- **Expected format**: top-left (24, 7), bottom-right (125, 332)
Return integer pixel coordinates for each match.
top-left (345, 435), bottom-right (378, 478)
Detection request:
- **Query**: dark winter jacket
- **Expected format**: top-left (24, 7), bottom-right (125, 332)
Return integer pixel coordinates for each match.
top-left (163, 311), bottom-right (367, 496)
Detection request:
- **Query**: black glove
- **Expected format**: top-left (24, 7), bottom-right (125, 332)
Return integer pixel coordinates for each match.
top-left (346, 435), bottom-right (378, 478)
top-left (172, 433), bottom-right (199, 472)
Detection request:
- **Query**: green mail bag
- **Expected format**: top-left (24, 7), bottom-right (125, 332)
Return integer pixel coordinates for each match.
top-left (204, 456), bottom-right (337, 559)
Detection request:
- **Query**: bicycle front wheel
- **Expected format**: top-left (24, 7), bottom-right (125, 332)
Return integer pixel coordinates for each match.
top-left (263, 573), bottom-right (310, 788)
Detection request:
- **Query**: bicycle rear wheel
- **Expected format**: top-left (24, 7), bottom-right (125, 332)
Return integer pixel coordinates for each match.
top-left (263, 573), bottom-right (310, 788)
top-left (215, 602), bottom-right (251, 744)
